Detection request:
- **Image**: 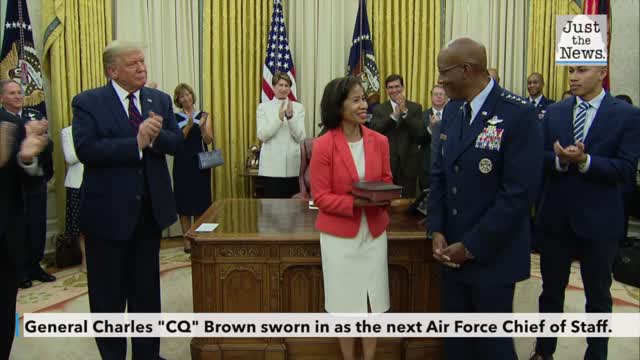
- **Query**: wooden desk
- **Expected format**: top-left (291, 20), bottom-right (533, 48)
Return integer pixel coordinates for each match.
top-left (187, 199), bottom-right (441, 360)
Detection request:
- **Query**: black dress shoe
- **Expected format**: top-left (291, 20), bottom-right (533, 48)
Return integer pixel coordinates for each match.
top-left (30, 268), bottom-right (56, 282)
top-left (19, 278), bottom-right (33, 289)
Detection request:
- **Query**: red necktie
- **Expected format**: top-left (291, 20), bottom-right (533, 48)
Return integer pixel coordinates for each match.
top-left (127, 93), bottom-right (143, 130)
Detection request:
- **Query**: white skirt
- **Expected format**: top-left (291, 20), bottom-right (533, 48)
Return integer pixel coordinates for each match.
top-left (320, 213), bottom-right (390, 313)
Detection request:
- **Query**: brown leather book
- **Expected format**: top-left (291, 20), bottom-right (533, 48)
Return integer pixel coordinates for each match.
top-left (352, 181), bottom-right (403, 202)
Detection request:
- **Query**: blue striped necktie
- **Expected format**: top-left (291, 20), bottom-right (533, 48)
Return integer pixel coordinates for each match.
top-left (127, 93), bottom-right (143, 130)
top-left (573, 102), bottom-right (590, 143)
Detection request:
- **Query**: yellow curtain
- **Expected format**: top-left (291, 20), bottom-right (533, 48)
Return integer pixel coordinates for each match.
top-left (41, 0), bottom-right (112, 232)
top-left (202, 0), bottom-right (273, 198)
top-left (527, 0), bottom-right (581, 101)
top-left (370, 0), bottom-right (441, 107)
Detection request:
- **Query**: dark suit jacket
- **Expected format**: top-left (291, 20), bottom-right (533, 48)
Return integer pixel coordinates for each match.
top-left (427, 84), bottom-right (543, 284)
top-left (0, 111), bottom-right (43, 268)
top-left (417, 108), bottom-right (434, 189)
top-left (371, 100), bottom-right (424, 197)
top-left (536, 94), bottom-right (640, 254)
top-left (72, 83), bottom-right (182, 242)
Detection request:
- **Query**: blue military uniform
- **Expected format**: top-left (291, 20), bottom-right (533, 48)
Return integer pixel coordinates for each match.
top-left (528, 95), bottom-right (555, 112)
top-left (427, 80), bottom-right (543, 360)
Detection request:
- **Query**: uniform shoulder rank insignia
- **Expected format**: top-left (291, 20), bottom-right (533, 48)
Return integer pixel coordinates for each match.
top-left (502, 92), bottom-right (527, 106)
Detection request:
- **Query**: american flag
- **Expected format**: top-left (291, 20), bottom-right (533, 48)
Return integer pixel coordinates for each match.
top-left (261, 0), bottom-right (297, 102)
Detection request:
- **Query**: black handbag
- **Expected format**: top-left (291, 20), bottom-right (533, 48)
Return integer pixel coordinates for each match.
top-left (197, 140), bottom-right (224, 170)
top-left (613, 236), bottom-right (640, 288)
top-left (55, 234), bottom-right (82, 268)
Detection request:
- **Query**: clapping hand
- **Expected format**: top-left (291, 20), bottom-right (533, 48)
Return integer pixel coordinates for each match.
top-left (285, 100), bottom-right (294, 119)
top-left (397, 95), bottom-right (408, 114)
top-left (554, 140), bottom-right (587, 165)
top-left (19, 120), bottom-right (49, 163)
top-left (137, 112), bottom-right (163, 149)
top-left (429, 113), bottom-right (441, 128)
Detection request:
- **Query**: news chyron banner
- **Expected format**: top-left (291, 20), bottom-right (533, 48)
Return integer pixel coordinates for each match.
top-left (19, 313), bottom-right (640, 338)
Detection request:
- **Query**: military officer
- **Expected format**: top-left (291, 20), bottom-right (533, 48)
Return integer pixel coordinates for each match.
top-left (427, 37), bottom-right (543, 360)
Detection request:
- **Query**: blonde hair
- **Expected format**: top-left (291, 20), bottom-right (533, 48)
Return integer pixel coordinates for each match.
top-left (102, 40), bottom-right (145, 77)
top-left (173, 83), bottom-right (196, 109)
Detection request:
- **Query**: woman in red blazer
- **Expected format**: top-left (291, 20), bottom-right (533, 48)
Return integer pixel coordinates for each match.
top-left (310, 76), bottom-right (393, 360)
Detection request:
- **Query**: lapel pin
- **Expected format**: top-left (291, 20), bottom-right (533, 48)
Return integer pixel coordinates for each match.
top-left (147, 98), bottom-right (153, 103)
top-left (481, 111), bottom-right (487, 116)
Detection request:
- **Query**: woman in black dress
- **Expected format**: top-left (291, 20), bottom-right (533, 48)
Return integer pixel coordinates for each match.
top-left (173, 83), bottom-right (213, 252)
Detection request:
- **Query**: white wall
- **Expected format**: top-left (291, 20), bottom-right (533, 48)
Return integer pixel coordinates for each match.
top-left (610, 0), bottom-right (640, 105)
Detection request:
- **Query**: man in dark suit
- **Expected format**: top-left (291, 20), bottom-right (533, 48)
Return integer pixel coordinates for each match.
top-left (72, 41), bottom-right (181, 360)
top-left (531, 66), bottom-right (640, 360)
top-left (0, 79), bottom-right (56, 289)
top-left (0, 97), bottom-right (49, 359)
top-left (427, 37), bottom-right (543, 360)
top-left (371, 74), bottom-right (424, 197)
top-left (526, 72), bottom-right (555, 112)
top-left (419, 84), bottom-right (448, 190)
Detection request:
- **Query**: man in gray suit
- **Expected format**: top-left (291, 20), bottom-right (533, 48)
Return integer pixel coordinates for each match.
top-left (420, 84), bottom-right (448, 190)
top-left (371, 74), bottom-right (424, 197)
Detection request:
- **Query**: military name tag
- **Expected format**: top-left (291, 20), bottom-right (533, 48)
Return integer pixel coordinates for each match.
top-left (479, 158), bottom-right (492, 174)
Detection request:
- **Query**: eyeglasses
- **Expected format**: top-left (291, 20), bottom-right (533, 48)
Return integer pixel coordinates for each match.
top-left (437, 62), bottom-right (481, 74)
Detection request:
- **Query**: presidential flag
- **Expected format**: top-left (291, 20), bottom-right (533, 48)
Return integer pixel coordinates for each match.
top-left (1, 0), bottom-right (46, 115)
top-left (261, 0), bottom-right (297, 102)
top-left (347, 0), bottom-right (380, 108)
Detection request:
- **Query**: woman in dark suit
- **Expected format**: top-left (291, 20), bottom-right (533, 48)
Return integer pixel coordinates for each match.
top-left (172, 83), bottom-right (213, 252)
top-left (310, 76), bottom-right (393, 360)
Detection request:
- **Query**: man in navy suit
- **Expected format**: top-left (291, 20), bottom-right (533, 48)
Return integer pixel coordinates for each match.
top-left (418, 84), bottom-right (448, 190)
top-left (0, 80), bottom-right (56, 288)
top-left (0, 100), bottom-right (49, 359)
top-left (427, 37), bottom-right (543, 360)
top-left (531, 66), bottom-right (640, 360)
top-left (526, 72), bottom-right (555, 112)
top-left (72, 41), bottom-right (181, 360)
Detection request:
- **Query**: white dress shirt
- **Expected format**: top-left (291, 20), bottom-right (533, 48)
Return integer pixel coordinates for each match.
top-left (529, 94), bottom-right (543, 106)
top-left (555, 88), bottom-right (606, 173)
top-left (466, 78), bottom-right (495, 125)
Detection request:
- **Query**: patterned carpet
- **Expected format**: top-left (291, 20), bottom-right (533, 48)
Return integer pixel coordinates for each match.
top-left (11, 249), bottom-right (640, 360)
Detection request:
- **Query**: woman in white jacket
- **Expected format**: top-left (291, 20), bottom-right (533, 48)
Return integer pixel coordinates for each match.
top-left (61, 126), bottom-right (86, 271)
top-left (256, 72), bottom-right (306, 198)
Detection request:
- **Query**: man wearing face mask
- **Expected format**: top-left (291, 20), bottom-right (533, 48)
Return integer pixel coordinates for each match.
top-left (371, 74), bottom-right (424, 197)
top-left (256, 72), bottom-right (306, 198)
